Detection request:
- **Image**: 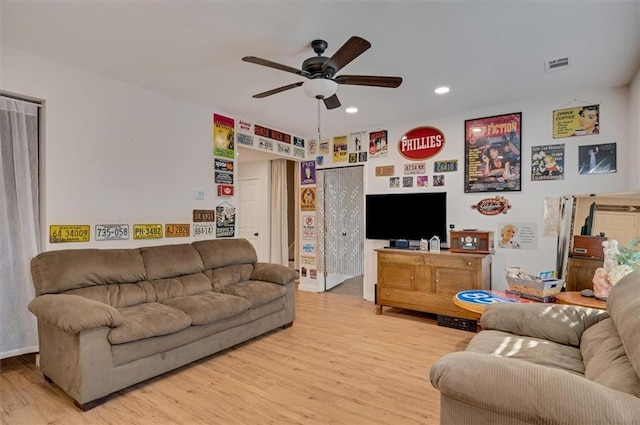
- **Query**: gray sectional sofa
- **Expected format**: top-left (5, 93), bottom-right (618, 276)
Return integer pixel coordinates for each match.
top-left (28, 238), bottom-right (298, 410)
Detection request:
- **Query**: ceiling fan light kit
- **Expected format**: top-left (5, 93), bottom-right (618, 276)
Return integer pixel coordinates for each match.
top-left (242, 36), bottom-right (402, 110)
top-left (303, 79), bottom-right (337, 99)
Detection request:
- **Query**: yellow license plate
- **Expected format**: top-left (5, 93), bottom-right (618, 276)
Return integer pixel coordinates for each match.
top-left (165, 223), bottom-right (190, 238)
top-left (133, 224), bottom-right (163, 239)
top-left (49, 225), bottom-right (90, 243)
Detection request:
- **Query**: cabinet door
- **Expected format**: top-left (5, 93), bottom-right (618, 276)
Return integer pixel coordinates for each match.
top-left (567, 257), bottom-right (603, 291)
top-left (377, 253), bottom-right (427, 292)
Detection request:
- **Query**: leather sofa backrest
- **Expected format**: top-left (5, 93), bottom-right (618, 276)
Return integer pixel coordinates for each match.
top-left (607, 269), bottom-right (640, 379)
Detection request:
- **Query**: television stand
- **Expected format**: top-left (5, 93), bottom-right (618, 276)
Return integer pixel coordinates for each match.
top-left (375, 248), bottom-right (492, 319)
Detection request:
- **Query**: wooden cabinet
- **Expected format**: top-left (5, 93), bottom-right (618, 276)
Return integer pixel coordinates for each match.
top-left (375, 249), bottom-right (492, 320)
top-left (566, 256), bottom-right (603, 292)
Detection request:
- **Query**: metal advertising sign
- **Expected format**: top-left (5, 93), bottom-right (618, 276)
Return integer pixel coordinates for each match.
top-left (95, 224), bottom-right (129, 241)
top-left (214, 171), bottom-right (234, 185)
top-left (214, 158), bottom-right (234, 173)
top-left (471, 196), bottom-right (512, 215)
top-left (49, 225), bottom-right (90, 243)
top-left (217, 184), bottom-right (234, 197)
top-left (133, 224), bottom-right (163, 239)
top-left (398, 126), bottom-right (445, 160)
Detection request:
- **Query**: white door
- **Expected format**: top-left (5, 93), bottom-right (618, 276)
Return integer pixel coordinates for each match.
top-left (238, 177), bottom-right (268, 261)
top-left (593, 211), bottom-right (639, 247)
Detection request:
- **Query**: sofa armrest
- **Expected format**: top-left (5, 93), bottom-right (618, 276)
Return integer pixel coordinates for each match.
top-left (251, 262), bottom-right (299, 285)
top-left (28, 294), bottom-right (123, 334)
top-left (430, 351), bottom-right (640, 424)
top-left (480, 302), bottom-right (609, 346)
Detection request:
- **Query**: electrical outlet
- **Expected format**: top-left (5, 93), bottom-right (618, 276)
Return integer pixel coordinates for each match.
top-left (195, 190), bottom-right (205, 200)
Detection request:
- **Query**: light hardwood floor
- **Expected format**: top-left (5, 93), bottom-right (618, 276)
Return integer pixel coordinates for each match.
top-left (1, 290), bottom-right (473, 425)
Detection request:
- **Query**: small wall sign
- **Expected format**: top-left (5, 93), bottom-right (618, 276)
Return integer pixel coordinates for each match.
top-left (398, 126), bottom-right (445, 161)
top-left (217, 184), bottom-right (234, 197)
top-left (472, 196), bottom-right (511, 215)
top-left (375, 165), bottom-right (395, 177)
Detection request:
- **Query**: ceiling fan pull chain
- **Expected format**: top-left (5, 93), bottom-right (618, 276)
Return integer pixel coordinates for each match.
top-left (317, 99), bottom-right (322, 141)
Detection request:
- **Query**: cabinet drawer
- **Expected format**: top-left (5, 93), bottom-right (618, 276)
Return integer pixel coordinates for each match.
top-left (423, 256), bottom-right (479, 270)
top-left (378, 252), bottom-right (423, 266)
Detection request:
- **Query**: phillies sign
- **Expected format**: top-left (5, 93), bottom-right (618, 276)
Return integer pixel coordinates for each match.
top-left (398, 126), bottom-right (445, 160)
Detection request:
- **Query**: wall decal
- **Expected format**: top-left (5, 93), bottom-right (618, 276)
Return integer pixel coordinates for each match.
top-left (472, 196), bottom-right (511, 215)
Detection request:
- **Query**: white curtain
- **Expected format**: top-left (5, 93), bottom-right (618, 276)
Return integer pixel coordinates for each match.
top-left (269, 159), bottom-right (288, 265)
top-left (0, 96), bottom-right (40, 359)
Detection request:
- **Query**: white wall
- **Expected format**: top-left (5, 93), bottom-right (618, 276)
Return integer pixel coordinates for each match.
top-left (629, 66), bottom-right (640, 191)
top-left (3, 48), bottom-right (298, 253)
top-left (332, 87), bottom-right (632, 300)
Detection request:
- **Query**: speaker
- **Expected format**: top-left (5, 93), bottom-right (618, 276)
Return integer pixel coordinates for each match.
top-left (389, 239), bottom-right (409, 248)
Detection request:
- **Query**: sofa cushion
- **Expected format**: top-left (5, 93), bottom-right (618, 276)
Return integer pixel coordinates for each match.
top-left (162, 292), bottom-right (250, 325)
top-left (466, 330), bottom-right (585, 375)
top-left (581, 317), bottom-right (640, 397)
top-left (193, 238), bottom-right (257, 270)
top-left (108, 302), bottom-right (192, 345)
top-left (607, 269), bottom-right (640, 379)
top-left (206, 264), bottom-right (254, 290)
top-left (30, 248), bottom-right (145, 295)
top-left (219, 281), bottom-right (287, 309)
top-left (139, 244), bottom-right (204, 280)
top-left (147, 273), bottom-right (213, 302)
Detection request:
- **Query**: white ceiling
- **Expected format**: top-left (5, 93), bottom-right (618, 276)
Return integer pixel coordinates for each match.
top-left (3, 1), bottom-right (640, 148)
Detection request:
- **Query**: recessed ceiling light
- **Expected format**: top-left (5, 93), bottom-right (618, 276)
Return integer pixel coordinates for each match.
top-left (434, 86), bottom-right (450, 95)
top-left (345, 107), bottom-right (358, 114)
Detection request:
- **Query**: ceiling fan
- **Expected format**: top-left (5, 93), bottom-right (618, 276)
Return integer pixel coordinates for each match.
top-left (242, 36), bottom-right (402, 110)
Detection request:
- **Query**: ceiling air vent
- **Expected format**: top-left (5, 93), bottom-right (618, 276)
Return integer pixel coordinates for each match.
top-left (544, 57), bottom-right (571, 73)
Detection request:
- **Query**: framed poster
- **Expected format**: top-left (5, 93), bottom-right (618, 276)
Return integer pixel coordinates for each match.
top-left (464, 112), bottom-right (522, 193)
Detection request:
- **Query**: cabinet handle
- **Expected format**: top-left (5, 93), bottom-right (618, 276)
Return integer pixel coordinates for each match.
top-left (385, 291), bottom-right (390, 296)
top-left (467, 261), bottom-right (472, 266)
top-left (415, 258), bottom-right (419, 262)
top-left (429, 259), bottom-right (434, 263)
top-left (410, 275), bottom-right (414, 280)
top-left (435, 278), bottom-right (439, 283)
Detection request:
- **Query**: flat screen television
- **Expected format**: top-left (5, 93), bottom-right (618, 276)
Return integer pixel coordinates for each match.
top-left (365, 192), bottom-right (447, 243)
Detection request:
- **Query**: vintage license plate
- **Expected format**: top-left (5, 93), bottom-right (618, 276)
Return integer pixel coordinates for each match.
top-left (95, 224), bottom-right (129, 241)
top-left (50, 225), bottom-right (90, 243)
top-left (133, 224), bottom-right (163, 239)
top-left (193, 209), bottom-right (215, 222)
top-left (193, 223), bottom-right (215, 237)
top-left (165, 223), bottom-right (190, 238)
top-left (434, 160), bottom-right (458, 173)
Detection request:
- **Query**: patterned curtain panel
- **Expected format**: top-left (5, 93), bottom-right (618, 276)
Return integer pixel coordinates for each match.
top-left (317, 166), bottom-right (364, 276)
top-left (0, 96), bottom-right (40, 358)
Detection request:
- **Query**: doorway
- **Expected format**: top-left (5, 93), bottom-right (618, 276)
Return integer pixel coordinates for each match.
top-left (316, 166), bottom-right (364, 294)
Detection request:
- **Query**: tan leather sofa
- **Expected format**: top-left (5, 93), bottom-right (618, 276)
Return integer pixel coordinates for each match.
top-left (430, 269), bottom-right (640, 425)
top-left (28, 238), bottom-right (298, 410)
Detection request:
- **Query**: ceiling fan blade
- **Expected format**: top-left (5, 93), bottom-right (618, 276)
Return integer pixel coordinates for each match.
top-left (321, 36), bottom-right (371, 76)
top-left (334, 75), bottom-right (403, 88)
top-left (323, 94), bottom-right (341, 110)
top-left (242, 56), bottom-right (307, 77)
top-left (253, 82), bottom-right (304, 98)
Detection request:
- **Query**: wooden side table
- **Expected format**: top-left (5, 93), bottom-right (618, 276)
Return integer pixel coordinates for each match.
top-left (554, 291), bottom-right (607, 309)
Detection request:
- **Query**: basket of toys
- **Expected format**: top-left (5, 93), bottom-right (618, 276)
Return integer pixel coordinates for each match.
top-left (505, 267), bottom-right (564, 301)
